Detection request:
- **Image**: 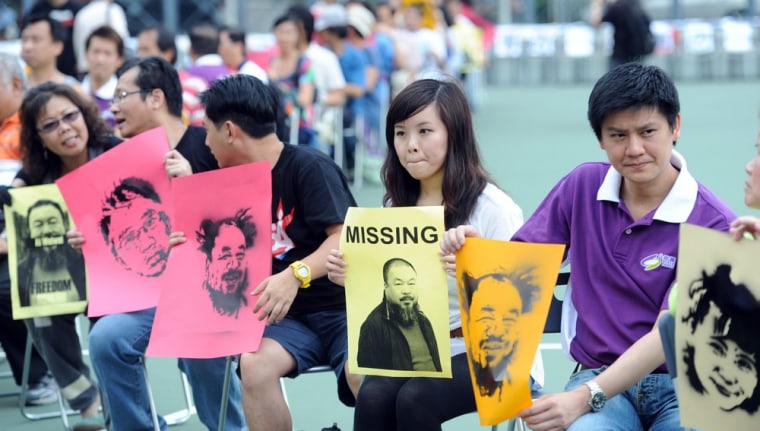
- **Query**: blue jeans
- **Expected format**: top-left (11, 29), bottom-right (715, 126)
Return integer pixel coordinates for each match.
top-left (566, 368), bottom-right (684, 431)
top-left (88, 308), bottom-right (246, 430)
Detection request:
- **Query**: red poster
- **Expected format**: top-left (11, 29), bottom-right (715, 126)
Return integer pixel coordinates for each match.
top-left (56, 127), bottom-right (171, 316)
top-left (147, 162), bottom-right (272, 358)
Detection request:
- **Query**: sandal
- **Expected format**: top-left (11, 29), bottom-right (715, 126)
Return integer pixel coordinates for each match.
top-left (72, 416), bottom-right (106, 431)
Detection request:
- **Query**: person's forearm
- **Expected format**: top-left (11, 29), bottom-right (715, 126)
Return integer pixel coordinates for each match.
top-left (344, 83), bottom-right (365, 98)
top-left (591, 311), bottom-right (667, 397)
top-left (300, 225), bottom-right (342, 280)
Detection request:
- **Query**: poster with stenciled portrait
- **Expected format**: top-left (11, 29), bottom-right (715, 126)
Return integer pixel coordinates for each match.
top-left (676, 224), bottom-right (760, 431)
top-left (342, 206), bottom-right (451, 378)
top-left (7, 184), bottom-right (87, 319)
top-left (146, 161), bottom-right (271, 358)
top-left (56, 127), bottom-right (171, 316)
top-left (456, 238), bottom-right (564, 426)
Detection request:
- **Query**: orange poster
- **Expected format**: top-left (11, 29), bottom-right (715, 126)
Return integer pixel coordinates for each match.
top-left (456, 238), bottom-right (564, 425)
top-left (55, 127), bottom-right (171, 316)
top-left (147, 162), bottom-right (271, 358)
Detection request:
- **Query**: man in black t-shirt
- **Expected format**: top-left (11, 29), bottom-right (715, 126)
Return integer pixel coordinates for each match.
top-left (24, 0), bottom-right (83, 77)
top-left (83, 56), bottom-right (247, 431)
top-left (197, 74), bottom-right (360, 431)
top-left (590, 0), bottom-right (653, 70)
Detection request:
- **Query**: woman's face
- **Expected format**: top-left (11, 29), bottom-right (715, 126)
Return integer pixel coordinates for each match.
top-left (274, 21), bottom-right (299, 51)
top-left (693, 301), bottom-right (758, 411)
top-left (393, 103), bottom-right (448, 186)
top-left (36, 95), bottom-right (89, 164)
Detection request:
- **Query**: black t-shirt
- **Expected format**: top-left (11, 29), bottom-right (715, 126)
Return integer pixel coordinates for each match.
top-left (27, 1), bottom-right (84, 77)
top-left (271, 144), bottom-right (356, 315)
top-left (175, 126), bottom-right (218, 173)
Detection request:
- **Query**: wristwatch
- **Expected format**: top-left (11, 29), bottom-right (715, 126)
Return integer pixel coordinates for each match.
top-left (289, 260), bottom-right (311, 288)
top-left (583, 380), bottom-right (606, 412)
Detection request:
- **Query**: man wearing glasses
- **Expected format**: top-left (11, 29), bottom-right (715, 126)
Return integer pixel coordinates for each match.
top-left (86, 56), bottom-right (247, 430)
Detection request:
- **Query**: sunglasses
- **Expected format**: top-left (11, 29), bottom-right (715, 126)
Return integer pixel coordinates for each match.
top-left (37, 110), bottom-right (81, 134)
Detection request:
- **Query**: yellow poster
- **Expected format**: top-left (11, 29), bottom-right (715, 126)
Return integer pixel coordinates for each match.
top-left (342, 206), bottom-right (451, 378)
top-left (456, 238), bottom-right (564, 425)
top-left (7, 184), bottom-right (87, 319)
top-left (676, 224), bottom-right (760, 431)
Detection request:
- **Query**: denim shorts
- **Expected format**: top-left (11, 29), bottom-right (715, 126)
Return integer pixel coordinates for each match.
top-left (263, 309), bottom-right (354, 406)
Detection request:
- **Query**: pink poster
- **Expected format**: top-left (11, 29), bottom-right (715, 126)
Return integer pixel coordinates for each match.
top-left (55, 127), bottom-right (172, 316)
top-left (146, 161), bottom-right (272, 358)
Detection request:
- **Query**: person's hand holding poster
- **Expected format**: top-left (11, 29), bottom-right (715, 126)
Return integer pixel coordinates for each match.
top-left (56, 127), bottom-right (171, 316)
top-left (146, 161), bottom-right (271, 358)
top-left (456, 238), bottom-right (564, 425)
top-left (7, 184), bottom-right (87, 319)
top-left (676, 224), bottom-right (760, 431)
top-left (342, 206), bottom-right (451, 378)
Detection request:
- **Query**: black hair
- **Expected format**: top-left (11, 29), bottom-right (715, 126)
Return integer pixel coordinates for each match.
top-left (21, 13), bottom-right (67, 43)
top-left (587, 63), bottom-right (680, 142)
top-left (461, 268), bottom-right (541, 315)
top-left (196, 208), bottom-right (257, 260)
top-left (140, 26), bottom-right (178, 65)
top-left (200, 75), bottom-right (279, 139)
top-left (85, 25), bottom-right (125, 58)
top-left (286, 5), bottom-right (315, 43)
top-left (188, 23), bottom-right (220, 56)
top-left (99, 177), bottom-right (162, 244)
top-left (116, 56), bottom-right (183, 118)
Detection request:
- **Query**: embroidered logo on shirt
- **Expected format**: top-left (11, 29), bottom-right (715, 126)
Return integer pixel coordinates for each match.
top-left (640, 253), bottom-right (677, 271)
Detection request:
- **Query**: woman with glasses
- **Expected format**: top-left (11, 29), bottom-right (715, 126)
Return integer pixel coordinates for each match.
top-left (10, 82), bottom-right (120, 431)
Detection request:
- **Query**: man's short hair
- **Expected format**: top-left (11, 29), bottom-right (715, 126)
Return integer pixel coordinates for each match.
top-left (116, 56), bottom-right (183, 118)
top-left (200, 75), bottom-right (279, 139)
top-left (21, 13), bottom-right (67, 42)
top-left (196, 207), bottom-right (257, 260)
top-left (587, 63), bottom-right (680, 142)
top-left (99, 177), bottom-right (163, 244)
top-left (382, 257), bottom-right (415, 284)
top-left (0, 52), bottom-right (27, 90)
top-left (461, 268), bottom-right (541, 315)
top-left (188, 23), bottom-right (220, 57)
top-left (85, 25), bottom-right (125, 58)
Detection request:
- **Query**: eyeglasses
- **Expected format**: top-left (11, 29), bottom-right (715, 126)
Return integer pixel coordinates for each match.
top-left (110, 89), bottom-right (145, 106)
top-left (36, 110), bottom-right (81, 134)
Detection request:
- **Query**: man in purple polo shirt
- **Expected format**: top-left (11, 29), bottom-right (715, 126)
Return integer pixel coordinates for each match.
top-left (441, 63), bottom-right (736, 430)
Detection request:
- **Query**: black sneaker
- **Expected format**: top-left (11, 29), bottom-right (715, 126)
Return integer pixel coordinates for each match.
top-left (25, 373), bottom-right (58, 406)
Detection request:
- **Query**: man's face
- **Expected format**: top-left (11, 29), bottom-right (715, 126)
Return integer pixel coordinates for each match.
top-left (85, 36), bottom-right (123, 83)
top-left (469, 278), bottom-right (522, 371)
top-left (202, 116), bottom-right (231, 168)
top-left (205, 224), bottom-right (248, 297)
top-left (21, 21), bottom-right (62, 69)
top-left (111, 67), bottom-right (155, 138)
top-left (28, 204), bottom-right (66, 250)
top-left (136, 30), bottom-right (162, 58)
top-left (693, 301), bottom-right (758, 411)
top-left (598, 107), bottom-right (680, 191)
top-left (384, 261), bottom-right (418, 314)
top-left (106, 195), bottom-right (171, 277)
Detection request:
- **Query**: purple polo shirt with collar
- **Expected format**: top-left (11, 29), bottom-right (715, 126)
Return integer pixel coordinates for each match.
top-left (512, 150), bottom-right (735, 370)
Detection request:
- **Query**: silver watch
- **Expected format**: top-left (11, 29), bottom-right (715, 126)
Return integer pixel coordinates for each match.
top-left (583, 380), bottom-right (606, 412)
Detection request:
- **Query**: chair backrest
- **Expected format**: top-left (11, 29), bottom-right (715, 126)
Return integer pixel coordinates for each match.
top-left (542, 272), bottom-right (568, 334)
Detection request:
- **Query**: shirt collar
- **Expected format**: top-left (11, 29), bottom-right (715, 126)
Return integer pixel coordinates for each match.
top-left (596, 149), bottom-right (698, 223)
top-left (82, 75), bottom-right (118, 99)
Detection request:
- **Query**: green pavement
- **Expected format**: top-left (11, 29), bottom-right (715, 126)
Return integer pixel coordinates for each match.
top-left (2, 78), bottom-right (759, 431)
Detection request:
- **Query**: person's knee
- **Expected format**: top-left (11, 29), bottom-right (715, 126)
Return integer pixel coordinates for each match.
top-left (87, 320), bottom-right (117, 360)
top-left (239, 351), bottom-right (281, 391)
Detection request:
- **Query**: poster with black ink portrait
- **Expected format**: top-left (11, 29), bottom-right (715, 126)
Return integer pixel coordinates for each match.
top-left (676, 224), bottom-right (760, 431)
top-left (147, 161), bottom-right (271, 358)
top-left (7, 184), bottom-right (87, 319)
top-left (56, 127), bottom-right (172, 316)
